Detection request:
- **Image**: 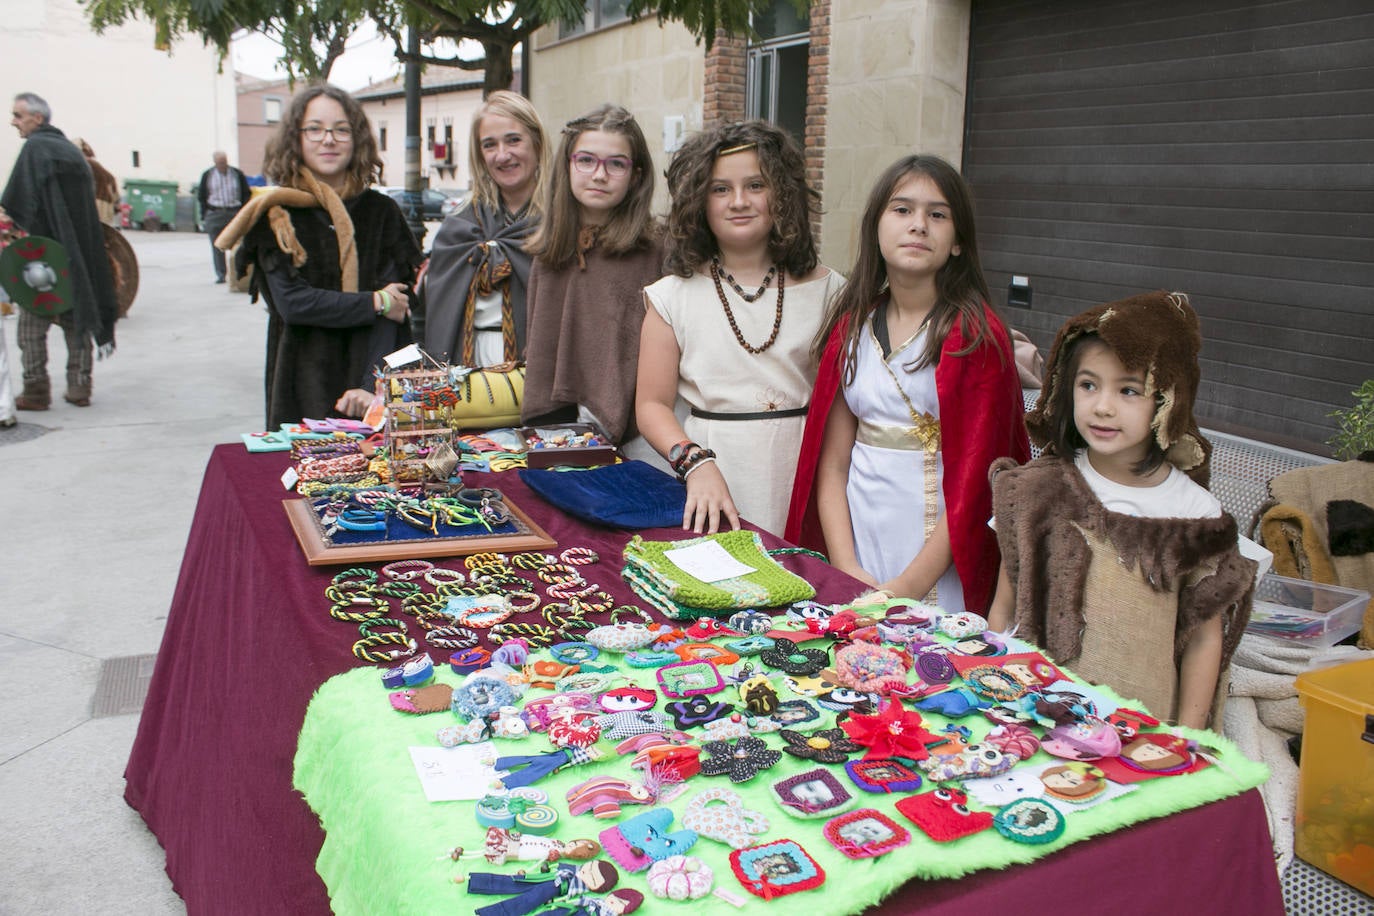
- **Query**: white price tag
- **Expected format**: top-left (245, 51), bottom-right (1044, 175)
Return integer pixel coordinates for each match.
top-left (664, 540), bottom-right (756, 583)
top-left (280, 465), bottom-right (299, 491)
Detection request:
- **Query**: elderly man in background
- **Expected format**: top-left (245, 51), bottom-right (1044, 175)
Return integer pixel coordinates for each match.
top-left (1, 92), bottom-right (117, 410)
top-left (197, 151), bottom-right (250, 284)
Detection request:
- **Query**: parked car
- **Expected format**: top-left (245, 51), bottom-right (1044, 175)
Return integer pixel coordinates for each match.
top-left (378, 187), bottom-right (468, 221)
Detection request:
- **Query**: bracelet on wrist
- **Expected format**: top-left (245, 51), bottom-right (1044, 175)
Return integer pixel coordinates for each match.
top-left (681, 455), bottom-right (717, 481)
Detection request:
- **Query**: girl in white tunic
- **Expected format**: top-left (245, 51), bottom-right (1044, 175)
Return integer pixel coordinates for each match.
top-left (637, 121), bottom-right (842, 536)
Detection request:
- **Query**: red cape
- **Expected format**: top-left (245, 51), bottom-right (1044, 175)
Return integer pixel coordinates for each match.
top-left (785, 304), bottom-right (1031, 613)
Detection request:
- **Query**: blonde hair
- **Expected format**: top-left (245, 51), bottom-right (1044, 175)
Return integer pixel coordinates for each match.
top-left (468, 90), bottom-right (549, 221)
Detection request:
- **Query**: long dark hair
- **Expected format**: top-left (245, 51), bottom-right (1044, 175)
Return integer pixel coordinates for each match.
top-left (261, 84), bottom-right (383, 193)
top-left (663, 120), bottom-right (818, 279)
top-left (812, 154), bottom-right (1001, 382)
top-left (526, 104), bottom-right (659, 269)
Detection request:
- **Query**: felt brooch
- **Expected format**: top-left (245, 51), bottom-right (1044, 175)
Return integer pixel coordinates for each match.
top-left (666, 694), bottom-right (736, 730)
top-left (522, 693), bottom-right (595, 731)
top-left (915, 686), bottom-right (990, 718)
top-left (566, 775), bottom-right (658, 818)
top-left (822, 808), bottom-right (910, 859)
top-left (675, 642), bottom-right (741, 666)
top-left (600, 808), bottom-right (699, 872)
top-left (914, 648), bottom-right (957, 684)
top-left (984, 723), bottom-right (1041, 761)
top-left (937, 611), bottom-right (987, 639)
top-left (450, 677), bottom-right (516, 721)
top-left (1039, 762), bottom-right (1109, 804)
top-left (768, 699), bottom-right (822, 730)
top-left (595, 710), bottom-right (673, 740)
top-left (894, 787), bottom-right (993, 842)
top-left (779, 727), bottom-right (863, 764)
top-left (759, 638), bottom-right (830, 676)
top-left (699, 736), bottom-right (782, 783)
top-left (839, 699), bottom-right (939, 760)
top-left (785, 600), bottom-right (834, 624)
top-left (436, 719), bottom-right (491, 747)
top-left (490, 705), bottom-right (530, 739)
top-left (648, 624), bottom-right (689, 650)
top-left (833, 641), bottom-right (910, 695)
top-left (390, 683), bottom-right (454, 714)
top-left (843, 758), bottom-right (924, 794)
top-left (625, 649), bottom-right (679, 668)
top-left (917, 742), bottom-right (1014, 782)
top-left (647, 855), bottom-right (713, 900)
top-left (962, 665), bottom-right (1028, 702)
top-left (599, 685), bottom-right (658, 713)
top-left (681, 787), bottom-right (771, 848)
top-left (948, 632), bottom-right (1007, 657)
top-left (1042, 716), bottom-right (1122, 761)
top-left (547, 710), bottom-right (603, 749)
top-left (629, 740), bottom-right (702, 781)
top-left (684, 618), bottom-right (742, 639)
top-left (738, 674), bottom-right (780, 715)
top-left (876, 620), bottom-right (935, 649)
top-left (783, 671), bottom-right (840, 696)
top-left (815, 686), bottom-right (881, 714)
top-left (729, 839), bottom-right (825, 899)
top-left (771, 768), bottom-right (855, 819)
top-left (586, 623), bottom-right (655, 652)
top-left (1118, 734), bottom-right (1196, 774)
top-left (994, 798), bottom-right (1066, 845)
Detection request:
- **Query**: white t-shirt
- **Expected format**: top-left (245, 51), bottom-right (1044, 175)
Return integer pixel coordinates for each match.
top-left (1074, 450), bottom-right (1222, 519)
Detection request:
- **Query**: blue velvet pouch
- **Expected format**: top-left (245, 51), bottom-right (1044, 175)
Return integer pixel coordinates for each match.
top-left (518, 460), bottom-right (686, 530)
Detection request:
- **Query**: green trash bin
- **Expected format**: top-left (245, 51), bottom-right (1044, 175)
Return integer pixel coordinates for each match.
top-left (124, 179), bottom-right (179, 230)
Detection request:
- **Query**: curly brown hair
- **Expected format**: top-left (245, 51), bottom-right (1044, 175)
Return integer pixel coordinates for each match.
top-left (261, 84), bottom-right (383, 193)
top-left (663, 120), bottom-right (818, 278)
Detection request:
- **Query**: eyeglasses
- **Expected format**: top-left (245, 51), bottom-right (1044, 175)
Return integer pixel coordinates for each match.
top-left (300, 125), bottom-right (354, 143)
top-left (570, 152), bottom-right (632, 178)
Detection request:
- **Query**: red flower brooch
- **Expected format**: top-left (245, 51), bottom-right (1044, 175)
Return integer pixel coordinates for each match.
top-left (840, 699), bottom-right (938, 760)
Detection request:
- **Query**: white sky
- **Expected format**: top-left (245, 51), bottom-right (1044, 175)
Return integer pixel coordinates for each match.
top-left (230, 22), bottom-right (404, 91)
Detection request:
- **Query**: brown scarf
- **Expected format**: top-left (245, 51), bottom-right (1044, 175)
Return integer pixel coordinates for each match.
top-left (213, 169), bottom-right (361, 291)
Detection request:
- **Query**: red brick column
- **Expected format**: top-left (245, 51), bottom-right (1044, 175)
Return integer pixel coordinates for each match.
top-left (805, 0), bottom-right (831, 216)
top-left (704, 31), bottom-right (747, 125)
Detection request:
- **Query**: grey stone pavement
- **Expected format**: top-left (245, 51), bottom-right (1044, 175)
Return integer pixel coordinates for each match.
top-left (0, 230), bottom-right (260, 915)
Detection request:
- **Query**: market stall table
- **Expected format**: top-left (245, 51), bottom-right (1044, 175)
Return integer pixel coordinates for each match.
top-left (124, 445), bottom-right (1286, 915)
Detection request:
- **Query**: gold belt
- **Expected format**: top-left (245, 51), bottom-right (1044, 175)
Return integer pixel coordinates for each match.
top-left (855, 415), bottom-right (941, 452)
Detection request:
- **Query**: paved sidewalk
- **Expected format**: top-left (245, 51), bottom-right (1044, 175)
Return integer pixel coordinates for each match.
top-left (0, 230), bottom-right (264, 914)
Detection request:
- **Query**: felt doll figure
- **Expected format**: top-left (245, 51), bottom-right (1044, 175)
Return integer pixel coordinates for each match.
top-left (638, 120), bottom-right (844, 536)
top-left (467, 859), bottom-right (619, 916)
top-left (787, 154), bottom-right (1030, 609)
top-left (987, 291), bottom-right (1257, 730)
top-left (522, 104), bottom-right (666, 457)
top-left (1038, 763), bottom-right (1107, 804)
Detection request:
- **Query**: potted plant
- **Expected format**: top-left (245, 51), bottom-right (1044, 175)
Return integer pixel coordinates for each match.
top-left (1328, 380), bottom-right (1374, 460)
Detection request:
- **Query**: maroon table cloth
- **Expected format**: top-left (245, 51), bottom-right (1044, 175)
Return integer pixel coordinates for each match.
top-left (125, 445), bottom-right (1285, 915)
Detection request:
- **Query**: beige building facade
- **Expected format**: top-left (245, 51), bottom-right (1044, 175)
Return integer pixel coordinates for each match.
top-left (1, 0), bottom-right (237, 206)
top-left (355, 75), bottom-right (490, 190)
top-left (528, 0), bottom-right (972, 265)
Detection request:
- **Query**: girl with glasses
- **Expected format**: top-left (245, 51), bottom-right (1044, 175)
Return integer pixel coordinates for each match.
top-left (520, 104), bottom-right (665, 454)
top-left (637, 120), bottom-right (844, 536)
top-left (215, 84), bottom-right (420, 428)
top-left (417, 91), bottom-right (548, 368)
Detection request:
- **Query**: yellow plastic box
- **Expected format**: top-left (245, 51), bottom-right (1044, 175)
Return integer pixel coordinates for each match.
top-left (1294, 656), bottom-right (1374, 896)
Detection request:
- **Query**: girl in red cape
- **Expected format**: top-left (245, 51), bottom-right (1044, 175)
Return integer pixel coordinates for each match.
top-left (785, 155), bottom-right (1029, 613)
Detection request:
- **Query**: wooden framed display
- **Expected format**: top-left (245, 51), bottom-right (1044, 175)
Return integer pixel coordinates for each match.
top-left (283, 492), bottom-right (556, 566)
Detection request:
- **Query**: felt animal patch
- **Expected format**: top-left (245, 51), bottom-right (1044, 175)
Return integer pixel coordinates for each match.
top-left (600, 808), bottom-right (698, 872)
top-left (917, 742), bottom-right (1014, 782)
top-left (895, 788), bottom-right (993, 842)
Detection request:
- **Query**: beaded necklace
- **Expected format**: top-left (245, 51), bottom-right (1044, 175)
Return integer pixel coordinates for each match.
top-left (711, 256), bottom-right (776, 302)
top-left (710, 259), bottom-right (785, 355)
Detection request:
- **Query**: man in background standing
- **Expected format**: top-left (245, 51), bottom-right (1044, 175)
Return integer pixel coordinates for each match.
top-left (1, 92), bottom-right (117, 410)
top-left (197, 151), bottom-right (250, 284)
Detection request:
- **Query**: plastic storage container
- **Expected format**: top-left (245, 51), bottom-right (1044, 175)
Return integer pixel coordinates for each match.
top-left (124, 179), bottom-right (179, 229)
top-left (1294, 657), bottom-right (1374, 896)
top-left (1243, 573), bottom-right (1368, 648)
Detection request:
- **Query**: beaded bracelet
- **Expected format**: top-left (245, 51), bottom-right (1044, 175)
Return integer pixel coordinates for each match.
top-left (383, 558), bottom-right (434, 581)
top-left (506, 591), bottom-right (540, 614)
top-left (426, 625), bottom-right (479, 650)
top-left (352, 632), bottom-right (418, 663)
top-left (559, 546), bottom-right (599, 566)
top-left (424, 568), bottom-right (466, 587)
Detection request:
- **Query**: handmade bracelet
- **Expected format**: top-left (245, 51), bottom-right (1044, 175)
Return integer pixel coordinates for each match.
top-left (352, 488), bottom-right (395, 508)
top-left (332, 567), bottom-right (379, 588)
top-left (537, 564), bottom-right (582, 585)
top-left (510, 552), bottom-right (554, 570)
top-left (506, 591), bottom-right (540, 614)
top-left (559, 546), bottom-right (599, 566)
top-left (464, 552), bottom-right (506, 570)
top-left (456, 599), bottom-right (513, 629)
top-left (383, 559), bottom-right (434, 581)
top-left (377, 288), bottom-right (392, 315)
top-left (681, 456), bottom-right (717, 481)
top-left (413, 611), bottom-right (452, 631)
top-left (324, 582), bottom-right (376, 604)
top-left (569, 593), bottom-right (615, 615)
top-left (489, 622), bottom-right (556, 648)
top-left (352, 632), bottom-right (418, 663)
top-left (467, 561), bottom-right (509, 579)
top-left (401, 591), bottom-right (446, 615)
top-left (437, 582), bottom-right (484, 598)
top-left (550, 641), bottom-right (601, 665)
top-left (667, 439), bottom-right (697, 469)
top-left (426, 625), bottom-right (479, 650)
top-left (548, 580), bottom-right (598, 600)
top-left (449, 647), bottom-right (492, 673)
top-left (377, 580), bottom-right (421, 598)
top-left (542, 603), bottom-right (582, 628)
top-left (457, 488), bottom-right (502, 509)
top-left (674, 448), bottom-right (718, 482)
top-left (336, 508), bottom-right (387, 532)
top-left (298, 454), bottom-right (370, 481)
top-left (329, 597), bottom-right (390, 622)
top-left (396, 503), bottom-right (439, 535)
top-left (610, 605), bottom-right (654, 626)
top-left (358, 617), bottom-right (409, 638)
top-left (422, 567), bottom-right (465, 586)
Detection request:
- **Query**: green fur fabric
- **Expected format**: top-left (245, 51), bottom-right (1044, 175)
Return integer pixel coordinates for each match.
top-left (295, 646), bottom-right (1267, 915)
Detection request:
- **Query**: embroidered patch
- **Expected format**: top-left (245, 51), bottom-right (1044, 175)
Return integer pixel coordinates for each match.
top-left (772, 768), bottom-right (855, 818)
top-left (657, 659), bottom-right (726, 697)
top-left (729, 839), bottom-right (826, 898)
top-left (994, 798), bottom-right (1066, 845)
top-left (894, 787), bottom-right (993, 842)
top-left (822, 808), bottom-right (910, 859)
top-left (698, 736), bottom-right (783, 783)
top-left (843, 757), bottom-right (923, 794)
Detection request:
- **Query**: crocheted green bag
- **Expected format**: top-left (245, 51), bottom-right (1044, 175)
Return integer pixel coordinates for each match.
top-left (621, 530), bottom-right (816, 617)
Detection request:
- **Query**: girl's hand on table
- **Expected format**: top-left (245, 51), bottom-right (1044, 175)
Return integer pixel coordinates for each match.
top-left (683, 462), bottom-right (741, 534)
